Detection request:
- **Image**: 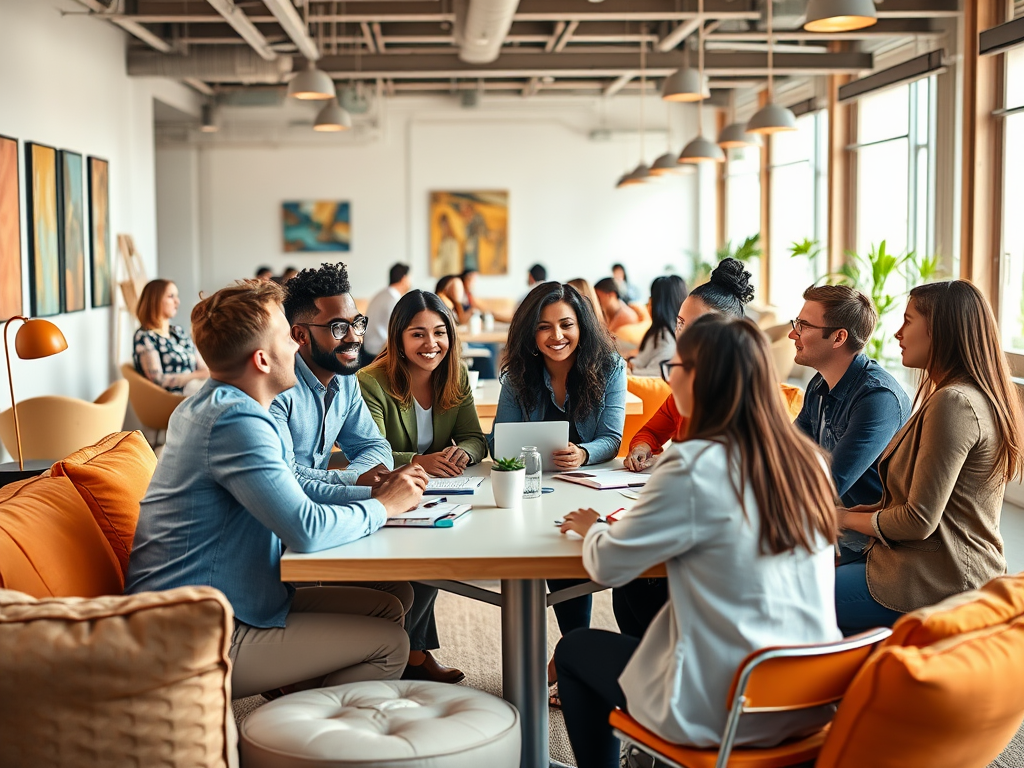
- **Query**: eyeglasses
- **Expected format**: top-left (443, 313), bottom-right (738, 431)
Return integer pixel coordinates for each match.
top-left (302, 315), bottom-right (369, 339)
top-left (660, 360), bottom-right (686, 383)
top-left (789, 318), bottom-right (840, 337)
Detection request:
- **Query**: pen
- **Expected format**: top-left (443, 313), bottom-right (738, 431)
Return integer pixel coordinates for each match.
top-left (423, 497), bottom-right (447, 508)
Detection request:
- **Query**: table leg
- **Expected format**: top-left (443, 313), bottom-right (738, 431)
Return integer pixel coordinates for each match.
top-left (501, 579), bottom-right (550, 768)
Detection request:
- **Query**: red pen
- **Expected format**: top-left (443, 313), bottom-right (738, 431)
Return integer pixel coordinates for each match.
top-left (606, 507), bottom-right (627, 523)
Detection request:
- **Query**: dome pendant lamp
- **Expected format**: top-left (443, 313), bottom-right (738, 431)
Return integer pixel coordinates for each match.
top-left (804, 0), bottom-right (878, 33)
top-left (746, 0), bottom-right (797, 134)
top-left (288, 61), bottom-right (337, 100)
top-left (313, 98), bottom-right (352, 131)
top-left (678, 1), bottom-right (725, 164)
top-left (717, 93), bottom-right (761, 148)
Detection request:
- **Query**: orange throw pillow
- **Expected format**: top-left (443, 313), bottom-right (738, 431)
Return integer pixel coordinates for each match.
top-left (51, 431), bottom-right (157, 578)
top-left (0, 475), bottom-right (123, 597)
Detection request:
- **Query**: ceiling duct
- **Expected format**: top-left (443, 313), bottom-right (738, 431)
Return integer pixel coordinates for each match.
top-left (454, 0), bottom-right (520, 64)
top-left (127, 49), bottom-right (293, 84)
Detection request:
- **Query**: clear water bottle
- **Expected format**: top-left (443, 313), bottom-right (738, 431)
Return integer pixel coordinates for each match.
top-left (519, 445), bottom-right (542, 499)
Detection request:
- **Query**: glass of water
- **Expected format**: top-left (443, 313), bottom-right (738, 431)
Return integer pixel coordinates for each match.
top-left (519, 446), bottom-right (542, 499)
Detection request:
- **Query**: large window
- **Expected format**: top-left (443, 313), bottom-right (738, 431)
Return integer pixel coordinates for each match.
top-left (1001, 45), bottom-right (1024, 354)
top-left (769, 111), bottom-right (828, 317)
top-left (724, 144), bottom-right (761, 292)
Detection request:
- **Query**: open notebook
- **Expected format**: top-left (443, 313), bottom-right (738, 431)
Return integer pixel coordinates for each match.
top-left (552, 468), bottom-right (652, 490)
top-left (385, 500), bottom-right (472, 528)
top-left (424, 476), bottom-right (485, 495)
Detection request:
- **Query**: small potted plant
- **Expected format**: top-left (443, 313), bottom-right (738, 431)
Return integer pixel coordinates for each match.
top-left (491, 456), bottom-right (526, 509)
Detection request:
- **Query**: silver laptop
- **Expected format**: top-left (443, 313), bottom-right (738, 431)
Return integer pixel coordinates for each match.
top-left (493, 422), bottom-right (570, 472)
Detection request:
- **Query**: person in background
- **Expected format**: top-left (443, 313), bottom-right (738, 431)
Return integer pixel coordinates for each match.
top-left (280, 266), bottom-right (299, 284)
top-left (628, 275), bottom-right (688, 376)
top-left (358, 290), bottom-right (488, 684)
top-left (437, 274), bottom-right (496, 379)
top-left (835, 280), bottom-right (1024, 634)
top-left (435, 214), bottom-right (461, 277)
top-left (568, 278), bottom-right (606, 327)
top-left (126, 280), bottom-right (428, 701)
top-left (133, 278), bottom-right (209, 396)
top-left (790, 285), bottom-right (911, 558)
top-left (460, 268), bottom-right (483, 313)
top-left (256, 266), bottom-right (274, 281)
top-left (362, 263), bottom-right (412, 368)
top-left (488, 281), bottom-right (626, 703)
top-left (555, 314), bottom-right (840, 768)
top-left (518, 264), bottom-right (548, 308)
top-left (612, 263), bottom-right (641, 304)
top-left (594, 277), bottom-right (640, 334)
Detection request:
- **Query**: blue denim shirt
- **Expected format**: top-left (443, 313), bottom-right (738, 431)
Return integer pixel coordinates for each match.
top-left (795, 354), bottom-right (911, 507)
top-left (125, 380), bottom-right (387, 628)
top-left (487, 356), bottom-right (627, 465)
top-left (270, 355), bottom-right (394, 495)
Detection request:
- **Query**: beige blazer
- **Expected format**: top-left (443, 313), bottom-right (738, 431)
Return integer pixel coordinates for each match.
top-left (866, 382), bottom-right (1006, 612)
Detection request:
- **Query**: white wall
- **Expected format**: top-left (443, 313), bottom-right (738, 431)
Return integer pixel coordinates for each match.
top-left (157, 94), bottom-right (716, 320)
top-left (0, 0), bottom-right (200, 427)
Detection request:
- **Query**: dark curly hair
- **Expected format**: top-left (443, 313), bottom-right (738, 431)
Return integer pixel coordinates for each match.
top-left (282, 262), bottom-right (352, 324)
top-left (690, 257), bottom-right (754, 317)
top-left (501, 282), bottom-right (618, 422)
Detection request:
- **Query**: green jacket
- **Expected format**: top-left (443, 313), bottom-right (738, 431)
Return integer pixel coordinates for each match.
top-left (356, 365), bottom-right (488, 467)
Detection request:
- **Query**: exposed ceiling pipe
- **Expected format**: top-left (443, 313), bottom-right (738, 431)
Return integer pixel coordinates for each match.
top-left (454, 0), bottom-right (521, 64)
top-left (261, 0), bottom-right (320, 61)
top-left (205, 0), bottom-right (278, 61)
top-left (74, 0), bottom-right (173, 52)
top-left (128, 48), bottom-right (293, 83)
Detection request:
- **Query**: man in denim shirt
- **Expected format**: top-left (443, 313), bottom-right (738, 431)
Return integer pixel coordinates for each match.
top-left (790, 285), bottom-right (911, 551)
top-left (126, 281), bottom-right (428, 699)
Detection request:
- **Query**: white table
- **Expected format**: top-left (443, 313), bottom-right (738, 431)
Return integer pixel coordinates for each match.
top-left (472, 379), bottom-right (644, 419)
top-left (281, 460), bottom-right (663, 768)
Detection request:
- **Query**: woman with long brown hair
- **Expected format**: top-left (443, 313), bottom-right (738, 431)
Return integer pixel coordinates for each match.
top-left (357, 289), bottom-right (487, 684)
top-left (554, 314), bottom-right (840, 767)
top-left (836, 280), bottom-right (1024, 634)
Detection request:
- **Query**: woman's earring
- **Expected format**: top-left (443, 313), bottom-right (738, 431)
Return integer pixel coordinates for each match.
top-left (531, 347), bottom-right (539, 356)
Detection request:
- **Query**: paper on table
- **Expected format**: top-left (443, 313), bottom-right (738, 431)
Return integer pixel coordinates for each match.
top-left (385, 501), bottom-right (472, 528)
top-left (553, 468), bottom-right (652, 490)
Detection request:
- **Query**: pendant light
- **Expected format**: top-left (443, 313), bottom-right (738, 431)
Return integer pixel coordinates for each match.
top-left (717, 93), bottom-right (761, 148)
top-left (661, 67), bottom-right (709, 102)
top-left (804, 0), bottom-right (878, 33)
top-left (746, 0), bottom-right (797, 134)
top-left (288, 61), bottom-right (337, 100)
top-left (313, 98), bottom-right (352, 131)
top-left (651, 100), bottom-right (684, 175)
top-left (678, 2), bottom-right (725, 164)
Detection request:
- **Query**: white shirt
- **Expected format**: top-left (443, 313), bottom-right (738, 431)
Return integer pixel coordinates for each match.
top-left (583, 440), bottom-right (841, 748)
top-left (363, 286), bottom-right (402, 356)
top-left (414, 401), bottom-right (433, 454)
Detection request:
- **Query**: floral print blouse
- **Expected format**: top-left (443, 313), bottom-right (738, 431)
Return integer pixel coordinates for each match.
top-left (133, 325), bottom-right (201, 393)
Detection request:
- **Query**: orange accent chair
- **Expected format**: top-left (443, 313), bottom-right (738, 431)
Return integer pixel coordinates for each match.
top-left (121, 362), bottom-right (185, 435)
top-left (618, 376), bottom-right (671, 458)
top-left (0, 379), bottom-right (128, 461)
top-left (610, 628), bottom-right (891, 768)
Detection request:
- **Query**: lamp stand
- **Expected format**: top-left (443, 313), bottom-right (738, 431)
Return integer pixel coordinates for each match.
top-left (3, 316), bottom-right (26, 472)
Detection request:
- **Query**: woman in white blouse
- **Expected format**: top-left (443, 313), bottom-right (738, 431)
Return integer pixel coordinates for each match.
top-left (555, 314), bottom-right (841, 767)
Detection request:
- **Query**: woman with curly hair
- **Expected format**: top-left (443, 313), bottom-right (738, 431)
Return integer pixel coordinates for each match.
top-left (487, 281), bottom-right (626, 704)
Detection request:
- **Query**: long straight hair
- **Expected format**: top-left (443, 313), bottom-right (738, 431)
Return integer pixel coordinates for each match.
top-left (640, 275), bottom-right (688, 352)
top-left (364, 290), bottom-right (467, 412)
top-left (908, 280), bottom-right (1024, 482)
top-left (678, 315), bottom-right (837, 555)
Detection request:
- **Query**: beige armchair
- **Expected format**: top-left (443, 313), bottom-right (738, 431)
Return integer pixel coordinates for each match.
top-left (120, 363), bottom-right (185, 434)
top-left (0, 380), bottom-right (128, 461)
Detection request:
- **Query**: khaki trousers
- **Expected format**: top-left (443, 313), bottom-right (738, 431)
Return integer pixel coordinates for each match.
top-left (230, 585), bottom-right (410, 699)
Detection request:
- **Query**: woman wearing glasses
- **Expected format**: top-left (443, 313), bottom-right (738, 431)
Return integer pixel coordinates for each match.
top-left (555, 314), bottom-right (840, 768)
top-left (626, 275), bottom-right (688, 377)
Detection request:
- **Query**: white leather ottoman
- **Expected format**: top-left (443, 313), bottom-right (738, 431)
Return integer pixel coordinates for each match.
top-left (239, 680), bottom-right (521, 768)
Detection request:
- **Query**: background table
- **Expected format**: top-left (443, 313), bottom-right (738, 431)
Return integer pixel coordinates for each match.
top-left (472, 378), bottom-right (643, 419)
top-left (281, 460), bottom-right (663, 768)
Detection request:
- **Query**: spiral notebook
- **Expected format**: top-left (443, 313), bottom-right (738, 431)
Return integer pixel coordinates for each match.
top-left (384, 500), bottom-right (472, 528)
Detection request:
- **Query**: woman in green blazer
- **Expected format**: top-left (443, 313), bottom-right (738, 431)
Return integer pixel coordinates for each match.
top-left (357, 289), bottom-right (486, 684)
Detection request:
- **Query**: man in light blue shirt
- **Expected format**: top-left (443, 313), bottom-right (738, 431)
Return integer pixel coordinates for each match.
top-left (126, 280), bottom-right (428, 699)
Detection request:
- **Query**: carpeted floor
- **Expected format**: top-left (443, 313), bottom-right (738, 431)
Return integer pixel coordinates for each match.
top-left (233, 585), bottom-right (1024, 767)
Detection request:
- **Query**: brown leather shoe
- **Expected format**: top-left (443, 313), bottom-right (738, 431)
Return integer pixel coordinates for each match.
top-left (401, 651), bottom-right (466, 684)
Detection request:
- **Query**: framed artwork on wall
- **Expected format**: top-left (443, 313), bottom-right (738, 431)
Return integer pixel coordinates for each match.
top-left (282, 200), bottom-right (351, 252)
top-left (0, 135), bottom-right (22, 321)
top-left (428, 191), bottom-right (509, 277)
top-left (25, 142), bottom-right (62, 318)
top-left (88, 157), bottom-right (111, 308)
top-left (60, 150), bottom-right (86, 313)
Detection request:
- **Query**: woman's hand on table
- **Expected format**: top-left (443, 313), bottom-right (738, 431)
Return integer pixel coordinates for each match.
top-left (560, 508), bottom-right (602, 538)
top-left (412, 452), bottom-right (463, 477)
top-left (623, 443), bottom-right (653, 472)
top-left (552, 443), bottom-right (587, 470)
top-left (441, 445), bottom-right (471, 470)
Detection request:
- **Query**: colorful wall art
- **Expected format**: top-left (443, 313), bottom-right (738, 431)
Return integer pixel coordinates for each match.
top-left (60, 150), bottom-right (86, 313)
top-left (25, 142), bottom-right (62, 317)
top-left (0, 135), bottom-right (22, 321)
top-left (88, 157), bottom-right (111, 308)
top-left (429, 191), bottom-right (508, 277)
top-left (282, 201), bottom-right (351, 252)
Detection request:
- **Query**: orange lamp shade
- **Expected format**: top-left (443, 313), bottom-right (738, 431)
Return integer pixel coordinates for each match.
top-left (15, 319), bottom-right (68, 360)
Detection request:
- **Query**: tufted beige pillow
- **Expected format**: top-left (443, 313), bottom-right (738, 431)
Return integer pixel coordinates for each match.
top-left (0, 586), bottom-right (238, 768)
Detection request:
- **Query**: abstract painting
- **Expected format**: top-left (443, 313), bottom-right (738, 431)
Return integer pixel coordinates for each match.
top-left (88, 157), bottom-right (111, 307)
top-left (60, 150), bottom-right (85, 313)
top-left (0, 135), bottom-right (22, 321)
top-left (282, 201), bottom-right (351, 252)
top-left (429, 191), bottom-right (508, 277)
top-left (25, 142), bottom-right (62, 317)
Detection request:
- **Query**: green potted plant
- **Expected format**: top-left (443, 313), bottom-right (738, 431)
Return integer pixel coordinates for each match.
top-left (491, 456), bottom-right (526, 509)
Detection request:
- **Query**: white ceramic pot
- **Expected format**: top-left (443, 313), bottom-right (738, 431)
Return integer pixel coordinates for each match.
top-left (491, 467), bottom-right (525, 508)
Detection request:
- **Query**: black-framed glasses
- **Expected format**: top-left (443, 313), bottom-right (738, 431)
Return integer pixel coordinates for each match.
top-left (660, 360), bottom-right (686, 383)
top-left (302, 315), bottom-right (369, 339)
top-left (789, 318), bottom-right (840, 337)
